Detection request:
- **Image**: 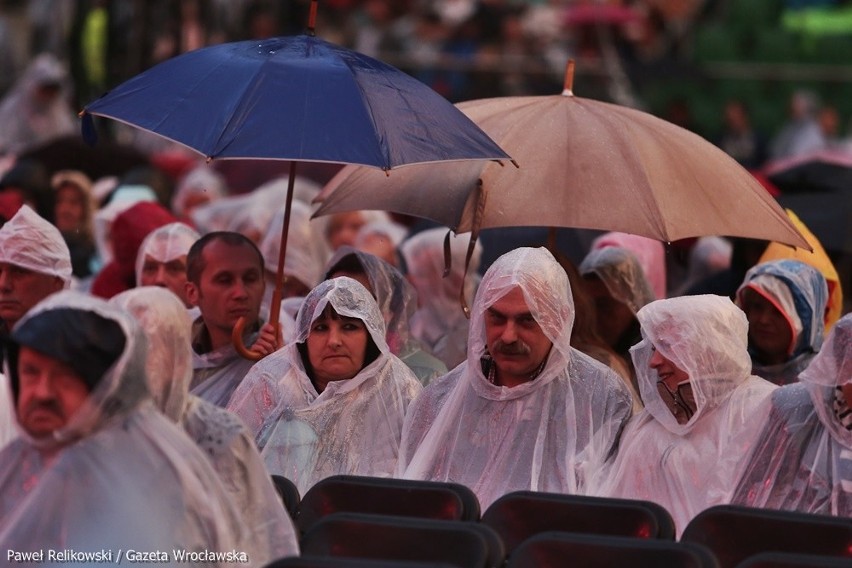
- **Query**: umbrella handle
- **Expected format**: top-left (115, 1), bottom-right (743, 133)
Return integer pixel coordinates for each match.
top-left (232, 293), bottom-right (282, 362)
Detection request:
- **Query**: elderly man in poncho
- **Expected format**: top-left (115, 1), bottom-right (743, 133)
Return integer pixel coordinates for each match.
top-left (399, 247), bottom-right (633, 509)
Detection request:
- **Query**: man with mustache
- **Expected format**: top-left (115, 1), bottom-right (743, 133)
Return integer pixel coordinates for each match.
top-left (0, 291), bottom-right (246, 561)
top-left (398, 247), bottom-right (633, 509)
top-left (0, 204), bottom-right (71, 448)
top-left (186, 231), bottom-right (282, 407)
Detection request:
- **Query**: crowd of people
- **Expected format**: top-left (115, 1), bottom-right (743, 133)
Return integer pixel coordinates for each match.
top-left (0, 1), bottom-right (850, 566)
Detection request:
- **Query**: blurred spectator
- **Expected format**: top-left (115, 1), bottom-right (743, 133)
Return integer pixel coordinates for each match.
top-left (51, 169), bottom-right (99, 280)
top-left (716, 99), bottom-right (768, 170)
top-left (0, 53), bottom-right (76, 157)
top-left (770, 90), bottom-right (826, 160)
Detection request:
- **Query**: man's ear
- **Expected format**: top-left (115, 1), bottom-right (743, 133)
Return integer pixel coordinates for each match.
top-left (185, 281), bottom-right (200, 308)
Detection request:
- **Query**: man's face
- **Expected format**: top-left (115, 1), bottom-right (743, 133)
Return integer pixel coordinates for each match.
top-left (185, 240), bottom-right (265, 335)
top-left (583, 275), bottom-right (635, 347)
top-left (16, 347), bottom-right (90, 439)
top-left (0, 263), bottom-right (64, 328)
top-left (739, 287), bottom-right (793, 364)
top-left (140, 254), bottom-right (191, 306)
top-left (484, 287), bottom-right (553, 387)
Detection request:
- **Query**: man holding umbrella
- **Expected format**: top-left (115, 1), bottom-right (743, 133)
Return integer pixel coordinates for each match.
top-left (186, 231), bottom-right (282, 408)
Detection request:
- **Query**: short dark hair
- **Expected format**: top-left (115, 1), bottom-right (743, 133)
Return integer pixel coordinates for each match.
top-left (186, 231), bottom-right (264, 284)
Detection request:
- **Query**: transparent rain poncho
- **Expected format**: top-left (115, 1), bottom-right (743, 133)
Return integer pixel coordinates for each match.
top-left (110, 287), bottom-right (298, 563)
top-left (398, 247), bottom-right (633, 509)
top-left (134, 222), bottom-right (200, 285)
top-left (0, 53), bottom-right (76, 155)
top-left (736, 259), bottom-right (828, 386)
top-left (579, 246), bottom-right (656, 315)
top-left (0, 291), bottom-right (247, 564)
top-left (325, 247), bottom-right (447, 385)
top-left (591, 232), bottom-right (666, 300)
top-left (171, 164), bottom-right (228, 218)
top-left (732, 314), bottom-right (852, 516)
top-left (400, 228), bottom-right (482, 369)
top-left (227, 277), bottom-right (422, 495)
top-left (0, 204), bottom-right (72, 284)
top-left (588, 295), bottom-right (777, 535)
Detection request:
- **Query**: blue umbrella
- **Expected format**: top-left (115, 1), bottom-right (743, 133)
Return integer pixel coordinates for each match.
top-left (80, 16), bottom-right (510, 360)
top-left (80, 36), bottom-right (508, 168)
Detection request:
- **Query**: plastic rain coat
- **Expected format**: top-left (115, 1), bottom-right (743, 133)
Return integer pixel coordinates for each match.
top-left (0, 204), bottom-right (72, 285)
top-left (325, 247), bottom-right (447, 386)
top-left (732, 314), bottom-right (852, 516)
top-left (589, 295), bottom-right (777, 535)
top-left (400, 228), bottom-right (482, 370)
top-left (0, 291), bottom-right (246, 565)
top-left (110, 287), bottom-right (299, 563)
top-left (228, 277), bottom-right (422, 495)
top-left (736, 259), bottom-right (828, 386)
top-left (399, 247), bottom-right (633, 509)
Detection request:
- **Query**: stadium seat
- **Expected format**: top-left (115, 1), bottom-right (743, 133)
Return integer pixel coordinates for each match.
top-left (507, 531), bottom-right (719, 568)
top-left (681, 505), bottom-right (852, 568)
top-left (480, 490), bottom-right (676, 558)
top-left (270, 474), bottom-right (301, 521)
top-left (264, 556), bottom-right (458, 568)
top-left (736, 551), bottom-right (852, 567)
top-left (297, 475), bottom-right (481, 536)
top-left (300, 512), bottom-right (504, 568)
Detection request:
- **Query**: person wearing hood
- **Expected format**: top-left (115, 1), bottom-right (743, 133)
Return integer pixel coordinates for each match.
top-left (135, 221), bottom-right (200, 310)
top-left (0, 53), bottom-right (76, 156)
top-left (0, 291), bottom-right (246, 564)
top-left (399, 247), bottom-right (633, 509)
top-left (90, 201), bottom-right (179, 299)
top-left (0, 205), bottom-right (71, 449)
top-left (325, 246), bottom-right (447, 386)
top-left (51, 169), bottom-right (99, 281)
top-left (400, 228), bottom-right (482, 370)
top-left (588, 295), bottom-right (777, 535)
top-left (736, 259), bottom-right (829, 386)
top-left (732, 313), bottom-right (852, 516)
top-left (580, 246), bottom-right (656, 391)
top-left (110, 286), bottom-right (299, 564)
top-left (228, 277), bottom-right (422, 495)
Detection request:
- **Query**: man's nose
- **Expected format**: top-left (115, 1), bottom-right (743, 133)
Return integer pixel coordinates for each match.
top-left (153, 265), bottom-right (168, 286)
top-left (0, 270), bottom-right (13, 291)
top-left (500, 321), bottom-right (518, 344)
top-left (649, 350), bottom-right (663, 368)
top-left (29, 375), bottom-right (55, 399)
top-left (231, 279), bottom-right (249, 299)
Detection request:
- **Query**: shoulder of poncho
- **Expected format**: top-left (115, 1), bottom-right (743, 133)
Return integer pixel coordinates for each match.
top-left (770, 383), bottom-right (818, 424)
top-left (188, 398), bottom-right (247, 442)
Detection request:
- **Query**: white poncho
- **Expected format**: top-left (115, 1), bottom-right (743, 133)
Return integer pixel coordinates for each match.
top-left (0, 291), bottom-right (245, 565)
top-left (733, 313), bottom-right (852, 516)
top-left (110, 287), bottom-right (299, 564)
top-left (399, 247), bottom-right (633, 509)
top-left (228, 277), bottom-right (422, 495)
top-left (589, 295), bottom-right (777, 535)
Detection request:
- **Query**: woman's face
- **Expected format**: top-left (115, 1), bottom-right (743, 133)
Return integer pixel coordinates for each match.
top-left (739, 287), bottom-right (793, 365)
top-left (54, 184), bottom-right (85, 233)
top-left (306, 310), bottom-right (369, 387)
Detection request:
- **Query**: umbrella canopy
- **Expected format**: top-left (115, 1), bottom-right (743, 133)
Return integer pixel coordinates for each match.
top-left (80, 34), bottom-right (509, 169)
top-left (764, 149), bottom-right (852, 254)
top-left (313, 70), bottom-right (809, 250)
top-left (79, 15), bottom-right (510, 360)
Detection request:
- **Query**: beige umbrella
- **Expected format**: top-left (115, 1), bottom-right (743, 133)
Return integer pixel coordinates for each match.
top-left (313, 63), bottom-right (809, 251)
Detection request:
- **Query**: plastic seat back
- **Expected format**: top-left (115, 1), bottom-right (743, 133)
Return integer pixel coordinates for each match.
top-left (481, 490), bottom-right (676, 557)
top-left (681, 505), bottom-right (852, 568)
top-left (507, 532), bottom-right (719, 568)
top-left (264, 556), bottom-right (458, 568)
top-left (300, 512), bottom-right (504, 568)
top-left (736, 551), bottom-right (852, 568)
top-left (270, 474), bottom-right (301, 520)
top-left (297, 475), bottom-right (481, 536)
